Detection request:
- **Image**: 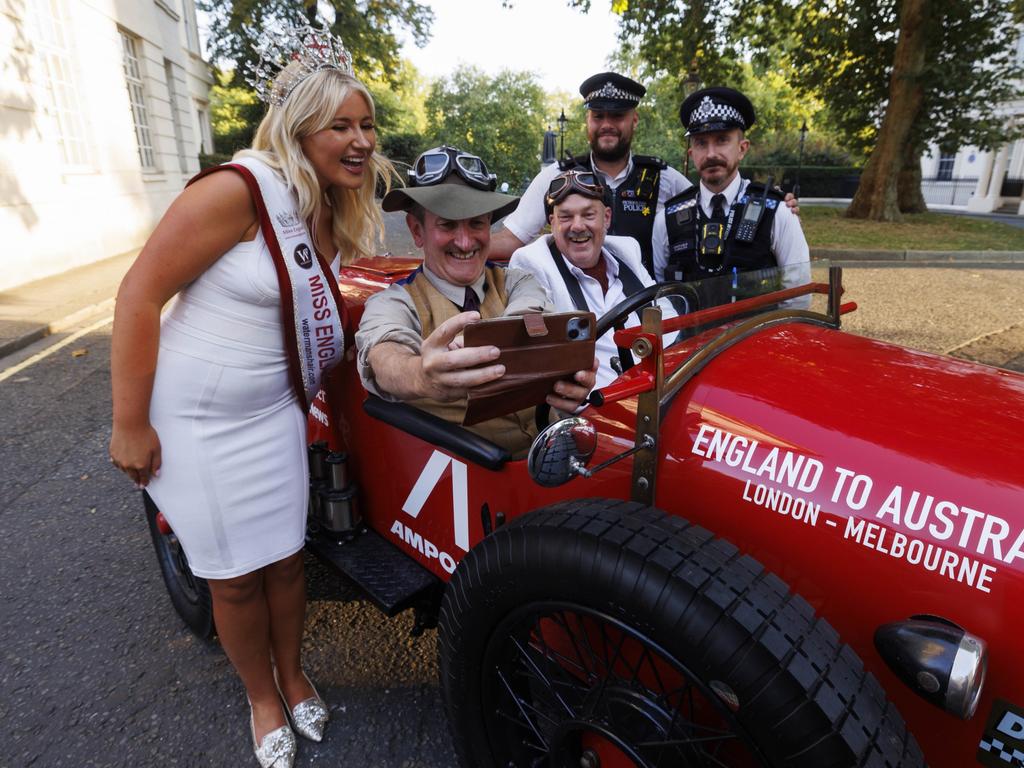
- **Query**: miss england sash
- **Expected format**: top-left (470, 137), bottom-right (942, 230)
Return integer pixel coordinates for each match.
top-left (188, 157), bottom-right (346, 412)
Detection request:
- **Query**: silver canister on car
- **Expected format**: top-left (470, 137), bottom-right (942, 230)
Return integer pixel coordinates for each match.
top-left (308, 449), bottom-right (360, 537)
top-left (307, 441), bottom-right (329, 520)
top-left (319, 486), bottom-right (360, 535)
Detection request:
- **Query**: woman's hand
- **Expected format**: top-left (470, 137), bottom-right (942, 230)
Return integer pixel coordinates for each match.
top-left (110, 169), bottom-right (255, 489)
top-left (109, 422), bottom-right (162, 488)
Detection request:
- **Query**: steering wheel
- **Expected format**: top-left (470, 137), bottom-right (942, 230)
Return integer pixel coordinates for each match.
top-left (535, 282), bottom-right (700, 430)
top-left (594, 281), bottom-right (701, 373)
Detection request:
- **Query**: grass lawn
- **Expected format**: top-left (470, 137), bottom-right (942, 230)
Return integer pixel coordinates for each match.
top-left (800, 205), bottom-right (1024, 251)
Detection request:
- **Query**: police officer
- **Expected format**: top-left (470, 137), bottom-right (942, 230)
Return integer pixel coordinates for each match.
top-left (490, 72), bottom-right (690, 272)
top-left (651, 87), bottom-right (809, 291)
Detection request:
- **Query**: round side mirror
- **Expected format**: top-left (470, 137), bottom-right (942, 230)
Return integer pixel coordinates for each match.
top-left (527, 417), bottom-right (597, 487)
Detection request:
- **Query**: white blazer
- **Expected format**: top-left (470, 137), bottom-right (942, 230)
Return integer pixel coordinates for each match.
top-left (510, 234), bottom-right (676, 389)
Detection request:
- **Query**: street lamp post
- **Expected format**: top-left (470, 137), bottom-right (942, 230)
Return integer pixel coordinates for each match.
top-left (681, 60), bottom-right (701, 176)
top-left (557, 109), bottom-right (568, 160)
top-left (795, 120), bottom-right (809, 198)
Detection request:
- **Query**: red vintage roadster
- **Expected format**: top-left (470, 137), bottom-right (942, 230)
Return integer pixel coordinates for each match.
top-left (145, 261), bottom-right (1024, 768)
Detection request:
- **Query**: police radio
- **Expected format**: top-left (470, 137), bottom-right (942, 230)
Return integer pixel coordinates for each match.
top-left (735, 177), bottom-right (773, 243)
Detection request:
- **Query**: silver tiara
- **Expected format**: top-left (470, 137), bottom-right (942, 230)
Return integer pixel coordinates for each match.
top-left (248, 24), bottom-right (355, 107)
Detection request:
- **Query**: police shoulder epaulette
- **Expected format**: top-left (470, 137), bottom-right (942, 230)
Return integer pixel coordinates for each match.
top-left (663, 186), bottom-right (698, 214)
top-left (744, 181), bottom-right (787, 201)
top-left (558, 154), bottom-right (590, 172)
top-left (633, 154), bottom-right (668, 169)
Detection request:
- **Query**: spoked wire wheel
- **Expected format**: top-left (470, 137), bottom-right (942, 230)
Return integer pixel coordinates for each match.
top-left (483, 601), bottom-right (764, 768)
top-left (439, 500), bottom-right (925, 768)
top-left (143, 491), bottom-right (216, 641)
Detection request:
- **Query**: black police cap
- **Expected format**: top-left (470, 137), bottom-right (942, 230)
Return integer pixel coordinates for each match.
top-left (679, 87), bottom-right (756, 136)
top-left (579, 72), bottom-right (645, 111)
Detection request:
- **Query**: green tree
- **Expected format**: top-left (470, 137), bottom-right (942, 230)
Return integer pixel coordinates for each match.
top-left (363, 60), bottom-right (430, 167)
top-left (198, 0), bottom-right (433, 85)
top-left (425, 66), bottom-right (548, 191)
top-left (777, 0), bottom-right (1024, 219)
top-left (209, 69), bottom-right (263, 157)
top-left (574, 0), bottom-right (1024, 220)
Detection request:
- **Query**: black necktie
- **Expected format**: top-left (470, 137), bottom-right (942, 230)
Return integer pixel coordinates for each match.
top-left (461, 286), bottom-right (480, 313)
top-left (710, 193), bottom-right (727, 222)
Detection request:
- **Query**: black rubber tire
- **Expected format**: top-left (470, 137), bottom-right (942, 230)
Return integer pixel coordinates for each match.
top-left (439, 499), bottom-right (925, 768)
top-left (143, 491), bottom-right (216, 642)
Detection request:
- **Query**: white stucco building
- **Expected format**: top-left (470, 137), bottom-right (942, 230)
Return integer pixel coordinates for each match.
top-left (919, 36), bottom-right (1024, 215)
top-left (1, 0), bottom-right (213, 291)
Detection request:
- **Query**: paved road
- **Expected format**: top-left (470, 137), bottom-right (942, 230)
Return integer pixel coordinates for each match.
top-left (1, 265), bottom-right (1021, 767)
top-left (0, 323), bottom-right (452, 768)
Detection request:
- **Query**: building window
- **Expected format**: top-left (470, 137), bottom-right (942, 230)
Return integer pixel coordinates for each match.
top-left (182, 0), bottom-right (201, 54)
top-left (937, 152), bottom-right (955, 181)
top-left (164, 60), bottom-right (188, 171)
top-left (120, 30), bottom-right (156, 169)
top-left (195, 103), bottom-right (213, 154)
top-left (35, 0), bottom-right (90, 166)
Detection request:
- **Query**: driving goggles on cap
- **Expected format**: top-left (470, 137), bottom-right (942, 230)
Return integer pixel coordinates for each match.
top-left (545, 169), bottom-right (606, 209)
top-left (408, 145), bottom-right (497, 191)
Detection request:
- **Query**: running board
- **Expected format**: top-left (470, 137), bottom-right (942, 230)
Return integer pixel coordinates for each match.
top-left (305, 527), bottom-right (439, 616)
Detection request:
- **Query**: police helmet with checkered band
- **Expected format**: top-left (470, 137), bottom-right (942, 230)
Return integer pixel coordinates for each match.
top-left (679, 87), bottom-right (756, 136)
top-left (579, 72), bottom-right (646, 112)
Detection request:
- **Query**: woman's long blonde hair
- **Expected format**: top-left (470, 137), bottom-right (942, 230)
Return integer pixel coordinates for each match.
top-left (237, 66), bottom-right (395, 265)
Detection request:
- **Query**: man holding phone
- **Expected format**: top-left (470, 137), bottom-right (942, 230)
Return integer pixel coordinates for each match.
top-left (651, 87), bottom-right (809, 288)
top-left (355, 146), bottom-right (596, 454)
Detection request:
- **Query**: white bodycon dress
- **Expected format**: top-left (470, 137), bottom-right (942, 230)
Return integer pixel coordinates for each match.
top-left (145, 232), bottom-right (310, 579)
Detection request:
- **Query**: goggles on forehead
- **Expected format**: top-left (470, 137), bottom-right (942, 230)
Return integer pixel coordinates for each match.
top-left (545, 169), bottom-right (606, 211)
top-left (408, 145), bottom-right (497, 191)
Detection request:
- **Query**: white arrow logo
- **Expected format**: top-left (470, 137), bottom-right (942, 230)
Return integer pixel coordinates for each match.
top-left (402, 451), bottom-right (469, 552)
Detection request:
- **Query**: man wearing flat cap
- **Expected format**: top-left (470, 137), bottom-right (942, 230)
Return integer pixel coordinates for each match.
top-left (355, 145), bottom-right (596, 454)
top-left (651, 87), bottom-right (809, 291)
top-left (490, 71), bottom-right (690, 274)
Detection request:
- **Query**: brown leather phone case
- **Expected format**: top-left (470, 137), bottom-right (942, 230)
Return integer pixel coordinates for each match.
top-left (461, 311), bottom-right (596, 426)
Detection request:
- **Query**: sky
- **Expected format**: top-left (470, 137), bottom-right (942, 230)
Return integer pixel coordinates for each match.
top-left (400, 0), bottom-right (621, 95)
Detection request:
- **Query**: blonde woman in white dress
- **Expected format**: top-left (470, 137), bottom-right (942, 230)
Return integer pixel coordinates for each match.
top-left (109, 31), bottom-right (392, 768)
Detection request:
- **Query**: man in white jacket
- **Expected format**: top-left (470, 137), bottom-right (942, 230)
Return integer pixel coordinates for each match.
top-left (509, 169), bottom-right (677, 390)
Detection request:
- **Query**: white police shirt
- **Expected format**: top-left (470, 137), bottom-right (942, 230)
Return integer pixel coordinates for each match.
top-left (504, 153), bottom-right (691, 247)
top-left (509, 234), bottom-right (677, 390)
top-left (651, 174), bottom-right (810, 284)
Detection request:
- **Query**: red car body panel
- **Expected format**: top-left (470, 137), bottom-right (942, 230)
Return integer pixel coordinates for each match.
top-left (323, 258), bottom-right (1023, 768)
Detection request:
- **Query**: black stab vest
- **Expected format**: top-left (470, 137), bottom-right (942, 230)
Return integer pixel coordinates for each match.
top-left (662, 181), bottom-right (783, 284)
top-left (559, 153), bottom-right (666, 275)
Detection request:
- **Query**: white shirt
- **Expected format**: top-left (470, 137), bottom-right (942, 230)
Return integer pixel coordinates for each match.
top-left (651, 174), bottom-right (810, 285)
top-left (509, 234), bottom-right (676, 389)
top-left (503, 152), bottom-right (691, 246)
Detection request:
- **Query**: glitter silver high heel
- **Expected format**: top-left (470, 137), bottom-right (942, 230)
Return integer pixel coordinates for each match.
top-left (249, 698), bottom-right (297, 768)
top-left (275, 669), bottom-right (330, 743)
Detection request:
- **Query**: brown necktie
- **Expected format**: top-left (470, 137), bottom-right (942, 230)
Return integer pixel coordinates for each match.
top-left (461, 286), bottom-right (480, 312)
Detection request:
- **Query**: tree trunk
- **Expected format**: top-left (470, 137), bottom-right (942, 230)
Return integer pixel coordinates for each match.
top-left (846, 0), bottom-right (930, 221)
top-left (898, 142), bottom-right (928, 213)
